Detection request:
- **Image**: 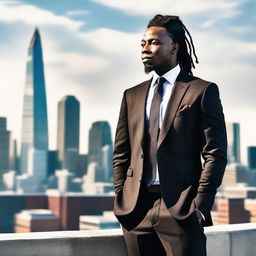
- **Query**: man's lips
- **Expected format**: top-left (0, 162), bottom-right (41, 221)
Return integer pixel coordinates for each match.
top-left (142, 56), bottom-right (153, 63)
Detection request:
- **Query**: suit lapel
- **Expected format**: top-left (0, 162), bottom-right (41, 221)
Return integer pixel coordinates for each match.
top-left (135, 78), bottom-right (152, 148)
top-left (157, 71), bottom-right (191, 149)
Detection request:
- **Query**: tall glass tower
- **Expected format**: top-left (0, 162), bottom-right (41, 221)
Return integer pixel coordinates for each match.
top-left (57, 95), bottom-right (80, 173)
top-left (227, 123), bottom-right (240, 163)
top-left (18, 28), bottom-right (48, 192)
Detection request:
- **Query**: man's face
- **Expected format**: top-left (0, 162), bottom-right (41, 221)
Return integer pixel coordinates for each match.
top-left (141, 26), bottom-right (177, 75)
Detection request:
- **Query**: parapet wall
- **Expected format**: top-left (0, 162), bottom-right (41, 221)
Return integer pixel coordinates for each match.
top-left (0, 223), bottom-right (256, 256)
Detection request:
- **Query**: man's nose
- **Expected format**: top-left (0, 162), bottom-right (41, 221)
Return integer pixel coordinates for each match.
top-left (142, 43), bottom-right (151, 53)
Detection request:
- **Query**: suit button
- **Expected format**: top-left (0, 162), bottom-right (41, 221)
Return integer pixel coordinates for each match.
top-left (141, 154), bottom-right (144, 159)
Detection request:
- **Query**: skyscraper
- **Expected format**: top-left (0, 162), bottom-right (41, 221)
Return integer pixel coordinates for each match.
top-left (48, 150), bottom-right (58, 177)
top-left (0, 117), bottom-right (18, 191)
top-left (227, 123), bottom-right (240, 163)
top-left (248, 146), bottom-right (256, 170)
top-left (57, 96), bottom-right (80, 173)
top-left (18, 28), bottom-right (48, 192)
top-left (88, 121), bottom-right (112, 166)
top-left (0, 117), bottom-right (10, 175)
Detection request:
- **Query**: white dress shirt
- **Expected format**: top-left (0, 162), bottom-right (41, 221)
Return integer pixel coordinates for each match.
top-left (145, 64), bottom-right (181, 184)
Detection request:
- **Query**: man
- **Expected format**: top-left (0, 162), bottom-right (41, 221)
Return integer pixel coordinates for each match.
top-left (113, 14), bottom-right (227, 256)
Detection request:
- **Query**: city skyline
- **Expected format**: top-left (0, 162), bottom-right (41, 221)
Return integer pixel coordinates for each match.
top-left (0, 0), bottom-right (255, 164)
top-left (0, 27), bottom-right (115, 193)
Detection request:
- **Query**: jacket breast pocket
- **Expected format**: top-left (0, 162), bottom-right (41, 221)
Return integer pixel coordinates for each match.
top-left (173, 109), bottom-right (195, 135)
top-left (175, 109), bottom-right (192, 117)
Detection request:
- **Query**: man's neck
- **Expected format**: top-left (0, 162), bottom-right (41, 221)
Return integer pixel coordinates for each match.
top-left (154, 63), bottom-right (178, 76)
top-left (155, 64), bottom-right (179, 77)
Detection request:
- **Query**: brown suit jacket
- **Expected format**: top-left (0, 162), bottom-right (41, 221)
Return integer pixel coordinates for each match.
top-left (113, 70), bottom-right (227, 231)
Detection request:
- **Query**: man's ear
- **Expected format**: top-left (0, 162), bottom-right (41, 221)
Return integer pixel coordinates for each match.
top-left (171, 42), bottom-right (179, 54)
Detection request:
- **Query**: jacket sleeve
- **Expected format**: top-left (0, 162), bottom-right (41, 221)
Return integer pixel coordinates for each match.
top-left (195, 83), bottom-right (227, 224)
top-left (113, 90), bottom-right (131, 194)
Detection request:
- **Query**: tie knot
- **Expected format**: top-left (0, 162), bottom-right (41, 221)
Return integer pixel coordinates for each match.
top-left (156, 77), bottom-right (166, 86)
top-left (155, 77), bottom-right (165, 95)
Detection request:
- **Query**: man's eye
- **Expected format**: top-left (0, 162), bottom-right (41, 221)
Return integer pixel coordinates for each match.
top-left (152, 41), bottom-right (160, 45)
top-left (141, 43), bottom-right (145, 47)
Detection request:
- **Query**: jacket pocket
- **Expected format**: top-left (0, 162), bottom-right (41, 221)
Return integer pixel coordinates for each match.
top-left (175, 109), bottom-right (192, 117)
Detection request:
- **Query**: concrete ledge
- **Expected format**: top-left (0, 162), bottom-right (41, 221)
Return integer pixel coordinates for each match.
top-left (0, 229), bottom-right (127, 256)
top-left (206, 223), bottom-right (256, 256)
top-left (0, 223), bottom-right (256, 256)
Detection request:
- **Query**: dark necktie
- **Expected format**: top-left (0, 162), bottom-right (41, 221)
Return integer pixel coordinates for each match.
top-left (144, 77), bottom-right (166, 186)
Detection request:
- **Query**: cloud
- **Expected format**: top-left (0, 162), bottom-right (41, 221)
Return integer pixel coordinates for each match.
top-left (200, 19), bottom-right (216, 28)
top-left (91, 0), bottom-right (240, 18)
top-left (0, 1), bottom-right (83, 30)
top-left (46, 52), bottom-right (109, 75)
top-left (190, 29), bottom-right (256, 101)
top-left (65, 10), bottom-right (89, 17)
top-left (81, 28), bottom-right (142, 54)
top-left (226, 25), bottom-right (254, 35)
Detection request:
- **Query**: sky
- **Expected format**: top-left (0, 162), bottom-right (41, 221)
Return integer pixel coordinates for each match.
top-left (0, 0), bottom-right (255, 164)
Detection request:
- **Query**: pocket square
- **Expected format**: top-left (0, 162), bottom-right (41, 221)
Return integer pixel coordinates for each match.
top-left (178, 104), bottom-right (191, 112)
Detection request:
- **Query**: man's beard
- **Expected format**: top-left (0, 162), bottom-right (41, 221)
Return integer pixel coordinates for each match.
top-left (144, 64), bottom-right (154, 74)
top-left (144, 62), bottom-right (170, 75)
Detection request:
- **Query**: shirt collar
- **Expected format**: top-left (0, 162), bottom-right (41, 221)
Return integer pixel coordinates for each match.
top-left (151, 64), bottom-right (181, 87)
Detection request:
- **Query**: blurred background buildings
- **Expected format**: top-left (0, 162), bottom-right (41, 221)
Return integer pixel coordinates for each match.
top-left (0, 29), bottom-right (116, 233)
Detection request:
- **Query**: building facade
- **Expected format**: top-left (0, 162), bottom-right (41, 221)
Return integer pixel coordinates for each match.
top-left (0, 117), bottom-right (10, 174)
top-left (57, 96), bottom-right (80, 173)
top-left (227, 123), bottom-right (240, 163)
top-left (248, 146), bottom-right (256, 170)
top-left (88, 121), bottom-right (112, 167)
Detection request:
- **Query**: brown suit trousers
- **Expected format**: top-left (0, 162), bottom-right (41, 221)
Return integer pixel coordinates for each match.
top-left (122, 184), bottom-right (206, 256)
